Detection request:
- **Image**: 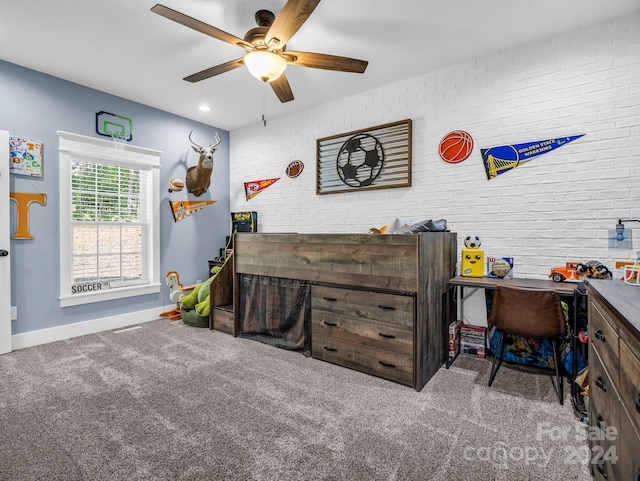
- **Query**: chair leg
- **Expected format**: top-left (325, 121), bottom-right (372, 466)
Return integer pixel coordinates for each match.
top-left (552, 339), bottom-right (564, 405)
top-left (488, 330), bottom-right (505, 386)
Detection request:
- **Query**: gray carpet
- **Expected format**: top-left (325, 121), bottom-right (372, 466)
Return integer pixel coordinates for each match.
top-left (0, 319), bottom-right (592, 481)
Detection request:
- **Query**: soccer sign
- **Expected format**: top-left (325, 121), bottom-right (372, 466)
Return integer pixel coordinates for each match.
top-left (316, 119), bottom-right (411, 195)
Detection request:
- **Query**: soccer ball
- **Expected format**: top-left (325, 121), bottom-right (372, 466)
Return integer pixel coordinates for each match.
top-left (464, 235), bottom-right (482, 249)
top-left (336, 134), bottom-right (384, 188)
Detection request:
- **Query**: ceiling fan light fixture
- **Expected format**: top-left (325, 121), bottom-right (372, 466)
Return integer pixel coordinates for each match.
top-left (244, 50), bottom-right (287, 82)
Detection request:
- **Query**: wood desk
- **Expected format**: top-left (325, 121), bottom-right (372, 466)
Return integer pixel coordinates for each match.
top-left (446, 275), bottom-right (585, 412)
top-left (446, 276), bottom-right (578, 352)
top-left (447, 275), bottom-right (577, 295)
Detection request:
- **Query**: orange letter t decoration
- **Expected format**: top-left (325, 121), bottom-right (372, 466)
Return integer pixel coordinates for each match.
top-left (10, 192), bottom-right (47, 240)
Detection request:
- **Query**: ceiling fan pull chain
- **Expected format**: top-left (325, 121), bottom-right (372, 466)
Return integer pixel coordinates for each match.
top-left (262, 83), bottom-right (268, 127)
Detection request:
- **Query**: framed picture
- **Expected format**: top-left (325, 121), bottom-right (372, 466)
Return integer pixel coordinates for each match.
top-left (316, 119), bottom-right (411, 195)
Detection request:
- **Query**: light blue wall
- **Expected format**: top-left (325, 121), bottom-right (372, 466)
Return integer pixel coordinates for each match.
top-left (0, 60), bottom-right (231, 335)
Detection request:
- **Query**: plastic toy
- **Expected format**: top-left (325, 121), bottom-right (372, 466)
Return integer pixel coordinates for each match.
top-left (462, 235), bottom-right (484, 277)
top-left (576, 260), bottom-right (612, 279)
top-left (549, 262), bottom-right (582, 282)
top-left (159, 271), bottom-right (196, 320)
top-left (623, 252), bottom-right (640, 286)
top-left (549, 260), bottom-right (612, 282)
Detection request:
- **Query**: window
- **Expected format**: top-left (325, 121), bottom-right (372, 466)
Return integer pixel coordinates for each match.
top-left (58, 131), bottom-right (161, 307)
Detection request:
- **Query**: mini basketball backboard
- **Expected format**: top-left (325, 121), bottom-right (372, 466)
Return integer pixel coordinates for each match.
top-left (95, 111), bottom-right (132, 141)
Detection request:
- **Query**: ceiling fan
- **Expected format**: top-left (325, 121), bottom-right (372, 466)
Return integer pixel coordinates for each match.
top-left (151, 0), bottom-right (368, 103)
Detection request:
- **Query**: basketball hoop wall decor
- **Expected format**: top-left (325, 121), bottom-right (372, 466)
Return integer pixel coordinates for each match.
top-left (316, 119), bottom-right (411, 195)
top-left (439, 130), bottom-right (473, 163)
top-left (95, 111), bottom-right (133, 142)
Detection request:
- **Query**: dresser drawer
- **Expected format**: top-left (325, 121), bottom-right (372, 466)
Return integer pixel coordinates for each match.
top-left (212, 306), bottom-right (234, 335)
top-left (312, 310), bottom-right (413, 356)
top-left (312, 285), bottom-right (414, 328)
top-left (312, 333), bottom-right (413, 386)
top-left (589, 396), bottom-right (621, 481)
top-left (620, 409), bottom-right (640, 481)
top-left (620, 340), bottom-right (640, 433)
top-left (589, 345), bottom-right (621, 444)
top-left (589, 299), bottom-right (620, 386)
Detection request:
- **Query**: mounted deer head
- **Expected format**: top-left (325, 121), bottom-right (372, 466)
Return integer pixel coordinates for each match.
top-left (185, 130), bottom-right (222, 196)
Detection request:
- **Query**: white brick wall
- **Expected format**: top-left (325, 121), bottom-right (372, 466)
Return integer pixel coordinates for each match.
top-left (230, 13), bottom-right (640, 280)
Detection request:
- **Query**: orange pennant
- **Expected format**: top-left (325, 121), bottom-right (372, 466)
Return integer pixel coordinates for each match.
top-left (169, 200), bottom-right (216, 222)
top-left (244, 178), bottom-right (280, 200)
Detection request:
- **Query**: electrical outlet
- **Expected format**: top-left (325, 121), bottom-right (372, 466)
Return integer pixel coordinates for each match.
top-left (11, 306), bottom-right (17, 320)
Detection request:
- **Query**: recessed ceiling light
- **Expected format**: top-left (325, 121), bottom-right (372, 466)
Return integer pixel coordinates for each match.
top-left (199, 105), bottom-right (211, 112)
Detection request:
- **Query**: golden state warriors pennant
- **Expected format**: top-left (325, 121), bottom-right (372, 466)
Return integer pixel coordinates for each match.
top-left (481, 134), bottom-right (585, 180)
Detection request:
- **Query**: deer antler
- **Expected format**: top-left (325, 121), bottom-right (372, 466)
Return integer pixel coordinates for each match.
top-left (210, 132), bottom-right (222, 149)
top-left (189, 130), bottom-right (222, 150)
top-left (188, 130), bottom-right (202, 149)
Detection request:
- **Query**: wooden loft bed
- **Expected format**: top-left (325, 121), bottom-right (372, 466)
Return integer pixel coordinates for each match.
top-left (231, 232), bottom-right (457, 391)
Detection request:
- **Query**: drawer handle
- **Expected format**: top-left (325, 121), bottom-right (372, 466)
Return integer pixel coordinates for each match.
top-left (323, 297), bottom-right (337, 302)
top-left (596, 459), bottom-right (607, 478)
top-left (378, 305), bottom-right (396, 311)
top-left (379, 361), bottom-right (396, 368)
top-left (323, 346), bottom-right (338, 352)
top-left (594, 330), bottom-right (606, 342)
top-left (323, 321), bottom-right (338, 327)
top-left (636, 395), bottom-right (640, 414)
top-left (595, 376), bottom-right (607, 392)
top-left (378, 333), bottom-right (396, 339)
top-left (597, 414), bottom-right (605, 430)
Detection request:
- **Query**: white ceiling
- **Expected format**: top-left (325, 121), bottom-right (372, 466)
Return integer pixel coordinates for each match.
top-left (1, 0), bottom-right (639, 131)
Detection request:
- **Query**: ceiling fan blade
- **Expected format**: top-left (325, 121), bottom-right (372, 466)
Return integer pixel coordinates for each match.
top-left (270, 74), bottom-right (295, 103)
top-left (284, 51), bottom-right (368, 73)
top-left (151, 4), bottom-right (253, 50)
top-left (184, 58), bottom-right (245, 83)
top-left (265, 0), bottom-right (321, 48)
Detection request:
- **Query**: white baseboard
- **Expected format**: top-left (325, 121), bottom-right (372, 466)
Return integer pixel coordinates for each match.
top-left (11, 305), bottom-right (176, 351)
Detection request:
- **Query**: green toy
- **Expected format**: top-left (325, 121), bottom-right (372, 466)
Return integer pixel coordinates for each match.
top-left (180, 265), bottom-right (221, 327)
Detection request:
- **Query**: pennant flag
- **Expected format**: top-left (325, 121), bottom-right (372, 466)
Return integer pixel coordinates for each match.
top-left (170, 200), bottom-right (216, 222)
top-left (244, 178), bottom-right (280, 200)
top-left (481, 134), bottom-right (585, 180)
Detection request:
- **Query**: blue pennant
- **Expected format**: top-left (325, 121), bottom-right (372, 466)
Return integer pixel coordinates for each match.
top-left (481, 134), bottom-right (585, 180)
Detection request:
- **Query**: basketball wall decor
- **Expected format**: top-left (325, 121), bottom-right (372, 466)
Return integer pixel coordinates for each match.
top-left (316, 119), bottom-right (411, 195)
top-left (286, 160), bottom-right (304, 178)
top-left (438, 130), bottom-right (473, 164)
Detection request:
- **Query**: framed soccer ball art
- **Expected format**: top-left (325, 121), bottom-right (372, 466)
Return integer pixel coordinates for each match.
top-left (316, 119), bottom-right (412, 195)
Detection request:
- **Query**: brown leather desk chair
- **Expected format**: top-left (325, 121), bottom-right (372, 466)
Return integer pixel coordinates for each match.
top-left (487, 285), bottom-right (567, 404)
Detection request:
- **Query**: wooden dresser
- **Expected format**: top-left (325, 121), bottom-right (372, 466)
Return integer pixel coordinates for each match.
top-left (586, 279), bottom-right (640, 481)
top-left (233, 232), bottom-right (456, 391)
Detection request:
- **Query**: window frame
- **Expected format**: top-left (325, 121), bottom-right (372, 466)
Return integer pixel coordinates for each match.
top-left (58, 131), bottom-right (161, 307)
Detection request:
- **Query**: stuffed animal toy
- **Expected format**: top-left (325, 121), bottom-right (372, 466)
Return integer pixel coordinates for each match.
top-left (180, 265), bottom-right (222, 318)
top-left (178, 265), bottom-right (222, 328)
